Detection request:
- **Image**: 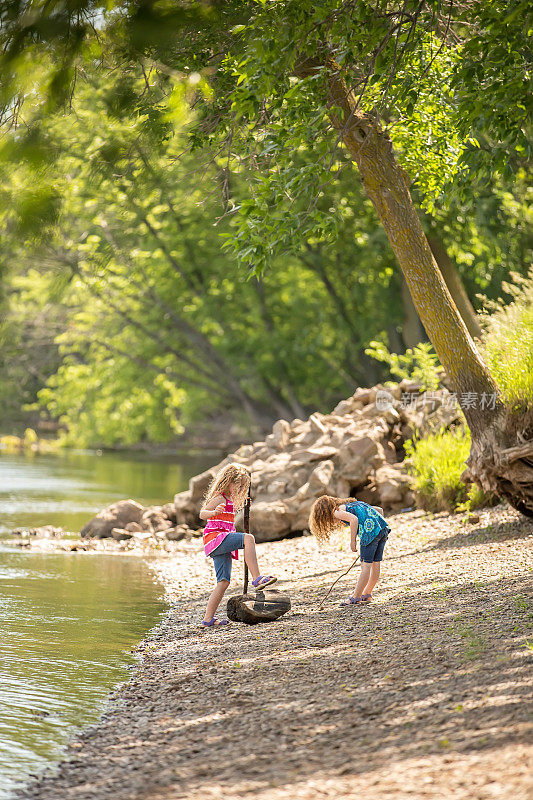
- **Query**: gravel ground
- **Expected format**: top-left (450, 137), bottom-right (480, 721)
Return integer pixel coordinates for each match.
top-left (17, 503), bottom-right (533, 800)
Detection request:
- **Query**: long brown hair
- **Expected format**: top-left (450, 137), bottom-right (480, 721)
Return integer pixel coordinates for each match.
top-left (204, 462), bottom-right (251, 511)
top-left (309, 495), bottom-right (354, 544)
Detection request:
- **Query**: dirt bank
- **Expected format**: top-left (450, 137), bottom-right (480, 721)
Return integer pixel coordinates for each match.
top-left (17, 503), bottom-right (533, 800)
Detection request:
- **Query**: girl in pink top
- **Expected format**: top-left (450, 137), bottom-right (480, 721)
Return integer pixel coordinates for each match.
top-left (199, 463), bottom-right (277, 629)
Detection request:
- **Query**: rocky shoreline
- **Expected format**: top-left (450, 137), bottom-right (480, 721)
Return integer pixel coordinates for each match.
top-left (16, 501), bottom-right (533, 800)
top-left (9, 380), bottom-right (465, 553)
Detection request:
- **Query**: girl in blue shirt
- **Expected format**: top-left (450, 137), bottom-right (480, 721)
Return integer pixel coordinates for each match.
top-left (309, 495), bottom-right (391, 606)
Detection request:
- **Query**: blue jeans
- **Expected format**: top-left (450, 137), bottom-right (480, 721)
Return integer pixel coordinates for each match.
top-left (210, 532), bottom-right (245, 582)
top-left (360, 527), bottom-right (390, 563)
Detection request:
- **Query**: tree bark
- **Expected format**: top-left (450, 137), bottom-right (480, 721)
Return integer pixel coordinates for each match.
top-left (427, 233), bottom-right (482, 340)
top-left (324, 68), bottom-right (501, 434)
top-left (317, 64), bottom-right (533, 513)
top-left (400, 273), bottom-right (426, 349)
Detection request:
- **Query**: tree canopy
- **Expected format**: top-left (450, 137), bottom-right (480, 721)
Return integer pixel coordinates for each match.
top-left (0, 1), bottom-right (531, 494)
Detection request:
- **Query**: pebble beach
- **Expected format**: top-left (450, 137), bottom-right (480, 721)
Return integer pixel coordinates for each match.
top-left (16, 502), bottom-right (533, 800)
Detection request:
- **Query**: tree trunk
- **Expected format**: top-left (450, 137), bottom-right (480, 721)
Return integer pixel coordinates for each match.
top-left (321, 66), bottom-right (533, 514)
top-left (400, 273), bottom-right (426, 349)
top-left (427, 233), bottom-right (482, 340)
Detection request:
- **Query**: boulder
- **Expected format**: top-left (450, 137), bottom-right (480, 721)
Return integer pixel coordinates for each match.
top-left (271, 419), bottom-right (291, 450)
top-left (332, 398), bottom-right (364, 416)
top-left (335, 434), bottom-right (381, 483)
top-left (111, 528), bottom-right (134, 541)
top-left (161, 503), bottom-right (177, 523)
top-left (125, 522), bottom-right (142, 532)
top-left (308, 460), bottom-right (335, 494)
top-left (189, 467), bottom-right (217, 505)
top-left (250, 500), bottom-right (293, 541)
top-left (77, 382), bottom-right (460, 541)
top-left (354, 387), bottom-right (377, 405)
top-left (173, 490), bottom-right (198, 526)
top-left (81, 500), bottom-right (145, 539)
top-left (165, 524), bottom-right (189, 541)
top-left (374, 464), bottom-right (412, 508)
top-left (141, 507), bottom-right (173, 533)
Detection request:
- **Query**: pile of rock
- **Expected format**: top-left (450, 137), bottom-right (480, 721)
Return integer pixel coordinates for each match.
top-left (171, 381), bottom-right (462, 541)
top-left (79, 498), bottom-right (201, 543)
top-left (73, 381), bottom-right (462, 545)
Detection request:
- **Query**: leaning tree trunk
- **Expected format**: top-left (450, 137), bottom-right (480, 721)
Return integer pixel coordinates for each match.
top-left (322, 67), bottom-right (533, 515)
top-left (400, 273), bottom-right (426, 348)
top-left (427, 233), bottom-right (482, 340)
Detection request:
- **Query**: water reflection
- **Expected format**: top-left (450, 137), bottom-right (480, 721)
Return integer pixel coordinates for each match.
top-left (0, 549), bottom-right (166, 798)
top-left (0, 449), bottom-right (213, 798)
top-left (0, 449), bottom-right (211, 534)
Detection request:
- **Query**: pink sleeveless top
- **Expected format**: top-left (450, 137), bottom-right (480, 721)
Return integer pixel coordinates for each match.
top-left (202, 494), bottom-right (239, 560)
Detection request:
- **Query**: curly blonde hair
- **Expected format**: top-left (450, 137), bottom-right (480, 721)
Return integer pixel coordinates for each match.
top-left (204, 462), bottom-right (251, 511)
top-left (309, 495), bottom-right (354, 544)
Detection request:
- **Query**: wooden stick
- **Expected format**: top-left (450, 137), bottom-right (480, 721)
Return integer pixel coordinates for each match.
top-left (318, 556), bottom-right (360, 610)
top-left (243, 486), bottom-right (251, 594)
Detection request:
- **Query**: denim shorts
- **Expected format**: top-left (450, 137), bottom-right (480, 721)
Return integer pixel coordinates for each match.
top-left (209, 532), bottom-right (245, 582)
top-left (360, 527), bottom-right (390, 563)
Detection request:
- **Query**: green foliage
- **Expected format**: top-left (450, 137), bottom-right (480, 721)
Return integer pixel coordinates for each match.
top-left (1, 3), bottom-right (531, 445)
top-left (456, 483), bottom-right (498, 514)
top-left (450, 0), bottom-right (532, 194)
top-left (405, 424), bottom-right (500, 512)
top-left (38, 362), bottom-right (186, 447)
top-left (480, 267), bottom-right (533, 412)
top-left (400, 266), bottom-right (533, 511)
top-left (1, 64), bottom-right (401, 444)
top-left (2, 2), bottom-right (530, 268)
top-left (0, 267), bottom-right (65, 431)
top-left (405, 428), bottom-right (471, 512)
top-left (365, 340), bottom-right (441, 390)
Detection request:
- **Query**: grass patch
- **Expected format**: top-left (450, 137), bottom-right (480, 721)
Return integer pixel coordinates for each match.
top-left (446, 621), bottom-right (487, 661)
top-left (480, 268), bottom-right (533, 414)
top-left (405, 427), bottom-right (498, 512)
top-left (405, 428), bottom-right (469, 511)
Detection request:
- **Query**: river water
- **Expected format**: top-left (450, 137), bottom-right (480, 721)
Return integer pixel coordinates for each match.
top-left (0, 449), bottom-right (211, 798)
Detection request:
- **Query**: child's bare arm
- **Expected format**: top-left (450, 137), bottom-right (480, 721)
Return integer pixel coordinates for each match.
top-left (334, 506), bottom-right (359, 552)
top-left (199, 494), bottom-right (225, 521)
top-left (373, 505), bottom-right (384, 516)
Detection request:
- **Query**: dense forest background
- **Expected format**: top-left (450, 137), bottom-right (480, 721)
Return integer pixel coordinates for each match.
top-left (0, 5), bottom-right (531, 450)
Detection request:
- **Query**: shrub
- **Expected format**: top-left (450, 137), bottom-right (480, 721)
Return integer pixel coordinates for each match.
top-left (405, 427), bottom-right (471, 512)
top-left (480, 267), bottom-right (533, 413)
top-left (364, 340), bottom-right (441, 390)
top-left (405, 427), bottom-right (498, 512)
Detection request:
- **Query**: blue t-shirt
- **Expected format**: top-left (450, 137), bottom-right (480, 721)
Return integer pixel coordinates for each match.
top-left (344, 501), bottom-right (390, 546)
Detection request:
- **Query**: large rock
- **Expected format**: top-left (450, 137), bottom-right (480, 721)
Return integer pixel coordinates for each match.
top-left (308, 460), bottom-right (335, 493)
top-left (172, 459), bottom-right (230, 527)
top-left (81, 500), bottom-right (145, 539)
top-left (374, 464), bottom-right (413, 507)
top-left (251, 501), bottom-right (293, 541)
top-left (173, 490), bottom-right (198, 526)
top-left (161, 503), bottom-right (177, 523)
top-left (141, 506), bottom-right (173, 533)
top-left (111, 528), bottom-right (133, 541)
top-left (189, 467), bottom-right (218, 504)
top-left (102, 383), bottom-right (459, 543)
top-left (165, 524), bottom-right (189, 542)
